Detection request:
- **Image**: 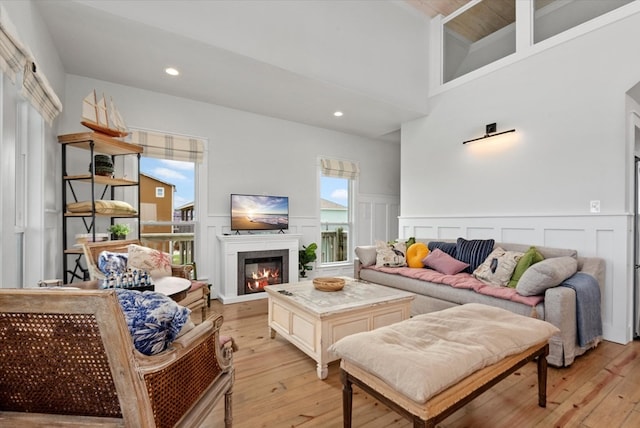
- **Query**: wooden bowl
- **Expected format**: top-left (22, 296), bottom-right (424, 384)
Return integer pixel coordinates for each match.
top-left (313, 277), bottom-right (345, 292)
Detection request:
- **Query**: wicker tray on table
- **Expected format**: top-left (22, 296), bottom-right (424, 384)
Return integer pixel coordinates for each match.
top-left (313, 277), bottom-right (346, 292)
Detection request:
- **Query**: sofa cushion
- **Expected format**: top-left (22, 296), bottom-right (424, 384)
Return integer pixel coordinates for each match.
top-left (427, 241), bottom-right (457, 257)
top-left (423, 248), bottom-right (469, 275)
top-left (406, 243), bottom-right (429, 268)
top-left (127, 244), bottom-right (172, 279)
top-left (355, 246), bottom-right (378, 267)
top-left (516, 256), bottom-right (578, 296)
top-left (508, 246), bottom-right (545, 288)
top-left (456, 238), bottom-right (495, 274)
top-left (375, 240), bottom-right (407, 268)
top-left (473, 247), bottom-right (523, 287)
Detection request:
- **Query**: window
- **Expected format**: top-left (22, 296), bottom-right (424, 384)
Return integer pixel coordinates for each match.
top-left (533, 0), bottom-right (632, 44)
top-left (319, 158), bottom-right (358, 264)
top-left (443, 0), bottom-right (516, 83)
top-left (140, 157), bottom-right (195, 263)
top-left (132, 129), bottom-right (205, 265)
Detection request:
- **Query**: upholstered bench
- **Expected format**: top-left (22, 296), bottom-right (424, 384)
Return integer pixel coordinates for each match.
top-left (330, 303), bottom-right (560, 427)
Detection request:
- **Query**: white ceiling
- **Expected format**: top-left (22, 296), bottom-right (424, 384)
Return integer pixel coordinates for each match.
top-left (36, 0), bottom-right (439, 143)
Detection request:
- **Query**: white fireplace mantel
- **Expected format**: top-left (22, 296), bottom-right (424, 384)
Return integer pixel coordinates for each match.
top-left (217, 233), bottom-right (301, 303)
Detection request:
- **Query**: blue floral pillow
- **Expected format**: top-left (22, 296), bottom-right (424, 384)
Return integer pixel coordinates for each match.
top-left (98, 251), bottom-right (128, 276)
top-left (115, 289), bottom-right (191, 355)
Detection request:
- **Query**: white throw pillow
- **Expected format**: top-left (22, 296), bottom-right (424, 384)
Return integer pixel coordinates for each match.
top-left (473, 247), bottom-right (523, 287)
top-left (355, 246), bottom-right (378, 267)
top-left (375, 240), bottom-right (407, 268)
top-left (127, 244), bottom-right (172, 279)
top-left (516, 256), bottom-right (578, 296)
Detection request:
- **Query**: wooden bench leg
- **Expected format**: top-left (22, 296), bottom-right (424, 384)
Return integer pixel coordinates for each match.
top-left (538, 352), bottom-right (548, 408)
top-left (341, 369), bottom-right (353, 428)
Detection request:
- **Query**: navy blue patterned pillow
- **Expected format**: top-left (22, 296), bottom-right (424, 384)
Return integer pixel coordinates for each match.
top-left (115, 289), bottom-right (190, 356)
top-left (456, 238), bottom-right (495, 274)
top-left (98, 251), bottom-right (128, 276)
top-left (427, 241), bottom-right (457, 258)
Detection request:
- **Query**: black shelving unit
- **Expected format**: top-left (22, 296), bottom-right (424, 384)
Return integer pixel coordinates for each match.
top-left (59, 132), bottom-right (142, 283)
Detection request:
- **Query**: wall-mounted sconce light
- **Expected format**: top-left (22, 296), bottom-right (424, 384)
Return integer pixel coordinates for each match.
top-left (462, 123), bottom-right (515, 144)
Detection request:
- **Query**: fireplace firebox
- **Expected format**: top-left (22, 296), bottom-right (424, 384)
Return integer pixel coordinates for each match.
top-left (237, 250), bottom-right (289, 295)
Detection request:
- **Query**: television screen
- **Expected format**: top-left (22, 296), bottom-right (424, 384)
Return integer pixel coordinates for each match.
top-left (231, 194), bottom-right (289, 231)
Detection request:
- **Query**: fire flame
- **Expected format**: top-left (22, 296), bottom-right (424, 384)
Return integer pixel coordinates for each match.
top-left (246, 267), bottom-right (280, 291)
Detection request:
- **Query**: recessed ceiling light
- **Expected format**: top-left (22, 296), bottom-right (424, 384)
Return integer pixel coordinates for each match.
top-left (333, 111), bottom-right (343, 117)
top-left (165, 67), bottom-right (180, 76)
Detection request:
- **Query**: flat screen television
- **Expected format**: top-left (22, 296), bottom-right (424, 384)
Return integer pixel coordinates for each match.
top-left (230, 194), bottom-right (289, 232)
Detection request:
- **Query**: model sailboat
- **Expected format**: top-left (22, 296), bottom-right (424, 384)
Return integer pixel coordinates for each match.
top-left (81, 90), bottom-right (129, 137)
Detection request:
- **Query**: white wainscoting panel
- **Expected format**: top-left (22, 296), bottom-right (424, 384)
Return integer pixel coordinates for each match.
top-left (399, 214), bottom-right (633, 345)
top-left (358, 193), bottom-right (400, 246)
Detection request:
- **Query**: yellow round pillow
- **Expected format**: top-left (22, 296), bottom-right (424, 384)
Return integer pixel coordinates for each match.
top-left (406, 242), bottom-right (429, 268)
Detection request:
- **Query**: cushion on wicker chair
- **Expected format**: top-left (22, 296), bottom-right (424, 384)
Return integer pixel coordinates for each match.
top-left (116, 289), bottom-right (191, 356)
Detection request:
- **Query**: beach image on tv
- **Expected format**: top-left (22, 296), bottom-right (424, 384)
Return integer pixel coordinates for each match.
top-left (231, 194), bottom-right (289, 231)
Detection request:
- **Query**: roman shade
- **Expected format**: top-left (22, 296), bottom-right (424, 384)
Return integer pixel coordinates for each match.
top-left (320, 157), bottom-right (360, 179)
top-left (0, 6), bottom-right (62, 125)
top-left (21, 61), bottom-right (63, 125)
top-left (130, 129), bottom-right (205, 163)
top-left (0, 6), bottom-right (26, 83)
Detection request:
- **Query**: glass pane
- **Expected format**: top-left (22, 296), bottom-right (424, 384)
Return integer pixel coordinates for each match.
top-left (443, 0), bottom-right (516, 83)
top-left (140, 157), bottom-right (196, 264)
top-left (534, 0), bottom-right (632, 44)
top-left (320, 176), bottom-right (350, 263)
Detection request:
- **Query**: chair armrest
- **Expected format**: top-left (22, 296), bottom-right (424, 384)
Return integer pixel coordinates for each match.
top-left (354, 258), bottom-right (363, 280)
top-left (132, 315), bottom-right (233, 426)
top-left (135, 313), bottom-right (232, 372)
top-left (171, 264), bottom-right (194, 279)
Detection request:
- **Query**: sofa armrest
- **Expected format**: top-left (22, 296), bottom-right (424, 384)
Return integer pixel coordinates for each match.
top-left (354, 258), bottom-right (363, 280)
top-left (577, 256), bottom-right (606, 294)
top-left (544, 285), bottom-right (577, 367)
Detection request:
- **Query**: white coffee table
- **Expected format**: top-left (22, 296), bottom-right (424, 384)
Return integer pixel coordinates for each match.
top-left (265, 278), bottom-right (414, 379)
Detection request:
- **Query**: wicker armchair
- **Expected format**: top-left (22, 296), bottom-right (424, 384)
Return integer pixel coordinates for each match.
top-left (0, 288), bottom-right (233, 427)
top-left (82, 239), bottom-right (208, 324)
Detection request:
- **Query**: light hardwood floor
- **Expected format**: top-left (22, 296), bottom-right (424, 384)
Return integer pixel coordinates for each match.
top-left (201, 298), bottom-right (640, 427)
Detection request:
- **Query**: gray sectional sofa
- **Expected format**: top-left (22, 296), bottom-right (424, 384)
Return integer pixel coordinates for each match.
top-left (354, 240), bottom-right (606, 367)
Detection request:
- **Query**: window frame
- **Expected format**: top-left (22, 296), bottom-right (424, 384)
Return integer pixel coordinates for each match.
top-left (318, 168), bottom-right (356, 267)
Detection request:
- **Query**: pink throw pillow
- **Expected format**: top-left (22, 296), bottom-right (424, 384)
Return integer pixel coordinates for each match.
top-left (423, 248), bottom-right (469, 275)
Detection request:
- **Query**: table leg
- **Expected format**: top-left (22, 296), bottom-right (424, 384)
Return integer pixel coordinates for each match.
top-left (317, 363), bottom-right (328, 380)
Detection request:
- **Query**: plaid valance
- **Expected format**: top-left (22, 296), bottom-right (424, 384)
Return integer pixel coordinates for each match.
top-left (0, 6), bottom-right (62, 125)
top-left (129, 129), bottom-right (205, 163)
top-left (22, 61), bottom-right (63, 126)
top-left (320, 158), bottom-right (360, 180)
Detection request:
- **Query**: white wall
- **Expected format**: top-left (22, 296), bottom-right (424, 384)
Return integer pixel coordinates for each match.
top-left (60, 74), bottom-right (400, 289)
top-left (74, 0), bottom-right (430, 114)
top-left (401, 10), bottom-right (640, 344)
top-left (0, 1), bottom-right (65, 288)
